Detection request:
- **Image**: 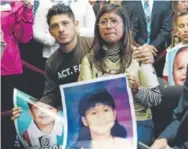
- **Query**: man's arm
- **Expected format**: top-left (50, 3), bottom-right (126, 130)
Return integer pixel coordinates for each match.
top-left (44, 60), bottom-right (58, 95)
top-left (122, 3), bottom-right (139, 41)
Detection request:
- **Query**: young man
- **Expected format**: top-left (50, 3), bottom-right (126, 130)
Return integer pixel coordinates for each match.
top-left (34, 0), bottom-right (96, 59)
top-left (151, 64), bottom-right (188, 149)
top-left (44, 4), bottom-right (93, 105)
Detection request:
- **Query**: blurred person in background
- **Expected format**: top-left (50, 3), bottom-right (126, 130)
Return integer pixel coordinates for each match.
top-left (171, 0), bottom-right (188, 16)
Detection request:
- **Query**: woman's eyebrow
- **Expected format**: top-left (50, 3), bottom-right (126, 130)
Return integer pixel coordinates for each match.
top-left (100, 16), bottom-right (117, 20)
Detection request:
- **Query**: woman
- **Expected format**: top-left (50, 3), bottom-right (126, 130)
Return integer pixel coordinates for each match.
top-left (1, 0), bottom-right (33, 148)
top-left (78, 4), bottom-right (162, 145)
top-left (72, 88), bottom-right (132, 149)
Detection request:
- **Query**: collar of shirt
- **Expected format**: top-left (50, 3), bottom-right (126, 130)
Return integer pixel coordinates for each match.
top-left (141, 0), bottom-right (154, 13)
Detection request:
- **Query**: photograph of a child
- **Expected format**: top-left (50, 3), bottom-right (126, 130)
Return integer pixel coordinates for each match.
top-left (13, 89), bottom-right (66, 149)
top-left (60, 75), bottom-right (136, 149)
top-left (167, 45), bottom-right (188, 85)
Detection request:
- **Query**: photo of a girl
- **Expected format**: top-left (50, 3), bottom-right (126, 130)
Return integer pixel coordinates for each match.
top-left (72, 88), bottom-right (132, 149)
top-left (60, 75), bottom-right (136, 149)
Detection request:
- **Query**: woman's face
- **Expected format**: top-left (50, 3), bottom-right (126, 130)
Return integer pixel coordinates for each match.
top-left (81, 104), bottom-right (116, 137)
top-left (98, 11), bottom-right (124, 45)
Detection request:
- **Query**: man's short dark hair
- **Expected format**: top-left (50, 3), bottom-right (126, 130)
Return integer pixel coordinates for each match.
top-left (47, 3), bottom-right (75, 26)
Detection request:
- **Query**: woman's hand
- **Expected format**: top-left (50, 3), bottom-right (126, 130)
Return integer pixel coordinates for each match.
top-left (133, 44), bottom-right (157, 64)
top-left (11, 107), bottom-right (22, 121)
top-left (127, 74), bottom-right (140, 94)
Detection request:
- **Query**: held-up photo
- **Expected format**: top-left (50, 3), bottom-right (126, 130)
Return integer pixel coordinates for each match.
top-left (60, 74), bottom-right (137, 149)
top-left (13, 89), bottom-right (66, 149)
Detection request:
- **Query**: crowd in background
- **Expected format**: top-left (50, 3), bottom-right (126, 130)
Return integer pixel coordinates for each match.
top-left (1, 0), bottom-right (188, 149)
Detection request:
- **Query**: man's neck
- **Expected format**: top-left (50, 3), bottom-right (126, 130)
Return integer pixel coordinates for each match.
top-left (60, 36), bottom-right (78, 53)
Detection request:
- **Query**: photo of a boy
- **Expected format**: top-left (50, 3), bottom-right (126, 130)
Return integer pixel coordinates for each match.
top-left (72, 88), bottom-right (132, 149)
top-left (18, 94), bottom-right (64, 148)
top-left (173, 46), bottom-right (188, 85)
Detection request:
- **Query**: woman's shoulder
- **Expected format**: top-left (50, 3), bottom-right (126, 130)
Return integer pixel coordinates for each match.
top-left (80, 52), bottom-right (94, 68)
top-left (128, 56), bottom-right (140, 69)
top-left (84, 51), bottom-right (94, 60)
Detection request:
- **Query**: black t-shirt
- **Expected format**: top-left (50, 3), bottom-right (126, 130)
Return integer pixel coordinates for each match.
top-left (44, 36), bottom-right (93, 105)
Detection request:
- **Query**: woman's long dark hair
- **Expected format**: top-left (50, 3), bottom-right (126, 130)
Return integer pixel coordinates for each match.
top-left (77, 88), bottom-right (127, 141)
top-left (91, 4), bottom-right (133, 73)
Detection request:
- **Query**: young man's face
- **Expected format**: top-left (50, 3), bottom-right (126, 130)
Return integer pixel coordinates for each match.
top-left (176, 15), bottom-right (188, 43)
top-left (49, 14), bottom-right (78, 47)
top-left (173, 48), bottom-right (188, 85)
top-left (81, 104), bottom-right (116, 137)
top-left (30, 102), bottom-right (58, 127)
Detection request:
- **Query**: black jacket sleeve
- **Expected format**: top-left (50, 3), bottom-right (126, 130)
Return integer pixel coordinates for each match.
top-left (44, 59), bottom-right (58, 95)
top-left (122, 1), bottom-right (139, 41)
top-left (150, 3), bottom-right (172, 50)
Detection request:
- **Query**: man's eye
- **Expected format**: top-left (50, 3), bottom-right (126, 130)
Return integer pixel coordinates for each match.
top-left (63, 22), bottom-right (69, 26)
top-left (51, 24), bottom-right (58, 29)
top-left (178, 24), bottom-right (184, 28)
